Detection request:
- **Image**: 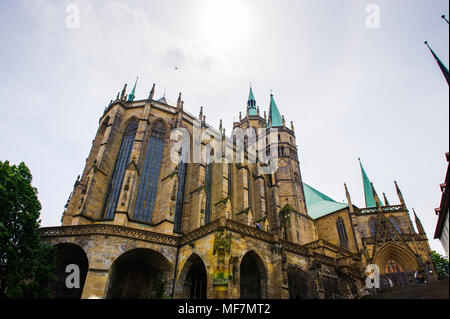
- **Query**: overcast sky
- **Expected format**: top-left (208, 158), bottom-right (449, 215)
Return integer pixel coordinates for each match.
top-left (0, 0), bottom-right (448, 255)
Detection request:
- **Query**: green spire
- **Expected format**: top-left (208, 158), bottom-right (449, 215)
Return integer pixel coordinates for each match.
top-left (247, 86), bottom-right (258, 116)
top-left (269, 93), bottom-right (283, 127)
top-left (127, 77), bottom-right (139, 102)
top-left (424, 41), bottom-right (449, 85)
top-left (359, 158), bottom-right (377, 208)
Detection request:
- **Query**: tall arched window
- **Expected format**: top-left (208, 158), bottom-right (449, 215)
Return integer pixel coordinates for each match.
top-left (205, 161), bottom-right (212, 224)
top-left (369, 218), bottom-right (377, 237)
top-left (389, 216), bottom-right (401, 234)
top-left (228, 164), bottom-right (233, 199)
top-left (102, 119), bottom-right (138, 219)
top-left (336, 217), bottom-right (348, 245)
top-left (174, 144), bottom-right (189, 233)
top-left (133, 121), bottom-right (166, 223)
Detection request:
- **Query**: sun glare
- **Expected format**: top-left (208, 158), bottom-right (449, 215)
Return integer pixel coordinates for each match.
top-left (197, 0), bottom-right (249, 50)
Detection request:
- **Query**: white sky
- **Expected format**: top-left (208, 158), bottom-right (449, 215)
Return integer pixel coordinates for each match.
top-left (0, 0), bottom-right (448, 255)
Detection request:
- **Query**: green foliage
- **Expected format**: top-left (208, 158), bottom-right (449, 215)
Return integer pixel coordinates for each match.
top-left (0, 161), bottom-right (56, 298)
top-left (431, 250), bottom-right (449, 279)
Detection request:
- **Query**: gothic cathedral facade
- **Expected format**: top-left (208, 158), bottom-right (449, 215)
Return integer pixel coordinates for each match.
top-left (41, 82), bottom-right (436, 299)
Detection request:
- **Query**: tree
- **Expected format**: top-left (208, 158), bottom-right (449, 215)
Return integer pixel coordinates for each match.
top-left (431, 250), bottom-right (449, 280)
top-left (0, 160), bottom-right (56, 298)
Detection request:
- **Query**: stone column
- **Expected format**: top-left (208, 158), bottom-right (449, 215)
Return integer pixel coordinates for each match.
top-left (81, 269), bottom-right (109, 299)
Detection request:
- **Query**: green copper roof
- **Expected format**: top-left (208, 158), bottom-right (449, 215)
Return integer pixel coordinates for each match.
top-left (127, 77), bottom-right (139, 102)
top-left (303, 183), bottom-right (348, 219)
top-left (247, 86), bottom-right (258, 116)
top-left (248, 86), bottom-right (255, 102)
top-left (359, 159), bottom-right (377, 208)
top-left (269, 94), bottom-right (282, 127)
top-left (425, 41), bottom-right (450, 85)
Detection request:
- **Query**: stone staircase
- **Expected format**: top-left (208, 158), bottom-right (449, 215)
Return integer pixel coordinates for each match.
top-left (362, 279), bottom-right (449, 299)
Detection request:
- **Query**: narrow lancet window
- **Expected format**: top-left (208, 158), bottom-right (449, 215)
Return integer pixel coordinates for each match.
top-left (205, 162), bottom-right (212, 224)
top-left (337, 217), bottom-right (348, 245)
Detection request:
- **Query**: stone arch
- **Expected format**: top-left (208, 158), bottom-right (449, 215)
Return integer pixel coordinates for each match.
top-left (373, 242), bottom-right (420, 273)
top-left (47, 243), bottom-right (89, 299)
top-left (148, 117), bottom-right (170, 139)
top-left (287, 266), bottom-right (309, 299)
top-left (175, 253), bottom-right (208, 299)
top-left (239, 250), bottom-right (267, 299)
top-left (105, 248), bottom-right (173, 299)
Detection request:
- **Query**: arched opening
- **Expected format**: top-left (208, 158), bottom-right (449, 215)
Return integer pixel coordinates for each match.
top-left (240, 251), bottom-right (266, 299)
top-left (374, 243), bottom-right (421, 288)
top-left (178, 254), bottom-right (207, 299)
top-left (106, 248), bottom-right (172, 299)
top-left (47, 243), bottom-right (88, 299)
top-left (323, 276), bottom-right (340, 299)
top-left (287, 267), bottom-right (308, 299)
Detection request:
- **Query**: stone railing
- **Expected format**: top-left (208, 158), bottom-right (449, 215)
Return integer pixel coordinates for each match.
top-left (305, 239), bottom-right (357, 259)
top-left (280, 240), bottom-right (311, 257)
top-left (226, 219), bottom-right (274, 243)
top-left (362, 232), bottom-right (428, 245)
top-left (312, 253), bottom-right (336, 267)
top-left (356, 205), bottom-right (404, 214)
top-left (179, 218), bottom-right (223, 245)
top-left (40, 224), bottom-right (179, 246)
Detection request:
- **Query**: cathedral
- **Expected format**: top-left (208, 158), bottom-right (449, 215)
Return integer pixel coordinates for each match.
top-left (41, 80), bottom-right (436, 299)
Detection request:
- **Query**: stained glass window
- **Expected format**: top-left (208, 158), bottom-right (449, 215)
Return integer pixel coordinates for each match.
top-left (102, 120), bottom-right (138, 219)
top-left (389, 216), bottom-right (401, 234)
top-left (133, 121), bottom-right (166, 223)
top-left (369, 218), bottom-right (377, 237)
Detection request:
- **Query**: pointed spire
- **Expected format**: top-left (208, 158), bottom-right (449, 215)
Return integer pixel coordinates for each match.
top-left (120, 83), bottom-right (127, 101)
top-left (199, 106), bottom-right (203, 120)
top-left (394, 180), bottom-right (406, 207)
top-left (424, 41), bottom-right (450, 85)
top-left (148, 83), bottom-right (155, 100)
top-left (127, 77), bottom-right (139, 102)
top-left (359, 158), bottom-right (377, 208)
top-left (344, 183), bottom-right (354, 213)
top-left (290, 121), bottom-right (295, 131)
top-left (413, 208), bottom-right (426, 234)
top-left (269, 93), bottom-right (283, 127)
top-left (371, 182), bottom-right (382, 209)
top-left (177, 92), bottom-right (182, 110)
top-left (383, 192), bottom-right (390, 206)
top-left (246, 85), bottom-right (258, 116)
top-left (219, 119), bottom-right (223, 131)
